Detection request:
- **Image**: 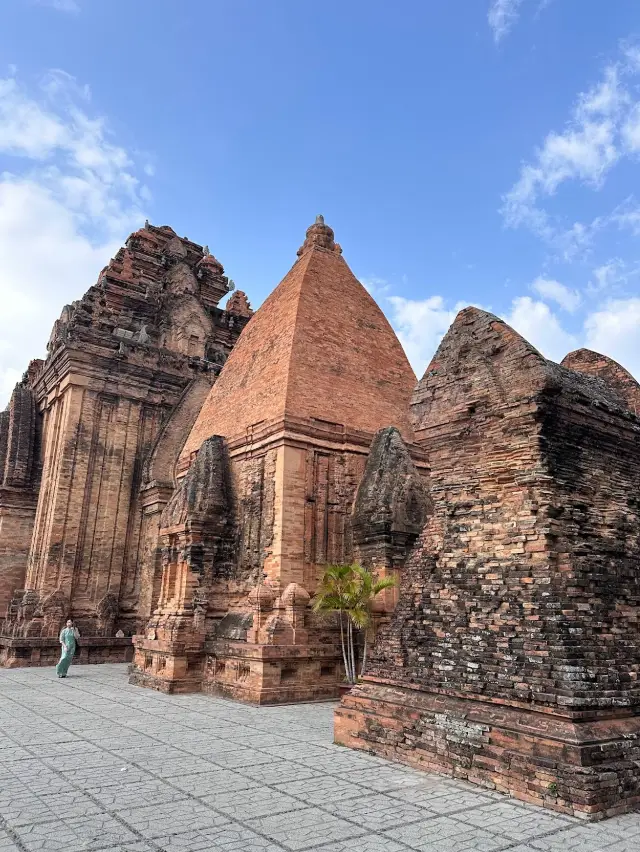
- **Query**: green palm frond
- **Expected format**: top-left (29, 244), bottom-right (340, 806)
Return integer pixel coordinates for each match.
top-left (313, 563), bottom-right (397, 620)
top-left (313, 562), bottom-right (398, 684)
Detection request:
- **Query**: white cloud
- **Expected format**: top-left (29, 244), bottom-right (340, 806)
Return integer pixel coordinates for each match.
top-left (590, 259), bottom-right (626, 292)
top-left (531, 276), bottom-right (581, 312)
top-left (610, 196), bottom-right (640, 236)
top-left (488, 0), bottom-right (554, 43)
top-left (360, 276), bottom-right (390, 297)
top-left (0, 70), bottom-right (149, 407)
top-left (584, 298), bottom-right (640, 377)
top-left (0, 77), bottom-right (69, 158)
top-left (505, 296), bottom-right (578, 362)
top-left (386, 295), bottom-right (465, 379)
top-left (488, 0), bottom-right (525, 43)
top-left (502, 47), bottom-right (640, 254)
top-left (0, 367), bottom-right (23, 410)
top-left (383, 282), bottom-right (638, 386)
top-left (386, 290), bottom-right (580, 375)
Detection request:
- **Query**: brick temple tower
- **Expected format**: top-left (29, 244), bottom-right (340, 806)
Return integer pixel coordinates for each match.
top-left (0, 223), bottom-right (252, 667)
top-left (130, 216), bottom-right (427, 701)
top-left (335, 307), bottom-right (640, 820)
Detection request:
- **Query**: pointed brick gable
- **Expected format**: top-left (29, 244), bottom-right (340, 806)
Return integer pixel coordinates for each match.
top-left (182, 217), bottom-right (416, 461)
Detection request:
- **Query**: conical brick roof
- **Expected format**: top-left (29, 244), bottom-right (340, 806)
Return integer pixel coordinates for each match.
top-left (181, 217), bottom-right (415, 460)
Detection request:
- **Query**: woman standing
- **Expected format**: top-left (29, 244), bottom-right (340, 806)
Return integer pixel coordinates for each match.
top-left (56, 619), bottom-right (80, 678)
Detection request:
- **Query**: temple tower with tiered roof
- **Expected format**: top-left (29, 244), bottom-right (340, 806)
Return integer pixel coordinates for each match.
top-left (0, 223), bottom-right (252, 667)
top-left (131, 216), bottom-right (427, 701)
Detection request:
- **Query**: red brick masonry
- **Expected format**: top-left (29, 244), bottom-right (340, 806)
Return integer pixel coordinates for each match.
top-left (335, 307), bottom-right (640, 821)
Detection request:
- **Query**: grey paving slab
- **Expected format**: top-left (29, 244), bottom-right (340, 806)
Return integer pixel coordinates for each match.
top-left (60, 761), bottom-right (153, 788)
top-left (605, 843), bottom-right (640, 852)
top-left (385, 817), bottom-right (513, 851)
top-left (2, 790), bottom-right (102, 830)
top-left (201, 785), bottom-right (307, 820)
top-left (529, 824), bottom-right (625, 851)
top-left (275, 774), bottom-right (371, 805)
top-left (0, 831), bottom-right (21, 852)
top-left (342, 765), bottom-right (446, 793)
top-left (169, 766), bottom-right (259, 797)
top-left (457, 801), bottom-right (573, 842)
top-left (209, 748), bottom-right (275, 770)
top-left (234, 759), bottom-right (323, 786)
top-left (81, 845), bottom-right (156, 852)
top-left (28, 740), bottom-right (102, 758)
top-left (16, 813), bottom-right (139, 852)
top-left (316, 839), bottom-right (413, 852)
top-left (1, 662), bottom-right (639, 852)
top-left (401, 788), bottom-right (502, 816)
top-left (605, 812), bottom-right (640, 839)
top-left (325, 791), bottom-right (431, 831)
top-left (129, 754), bottom-right (215, 778)
top-left (222, 733), bottom-right (294, 749)
top-left (90, 778), bottom-right (190, 810)
top-left (154, 821), bottom-right (285, 852)
top-left (117, 799), bottom-right (230, 838)
top-left (246, 806), bottom-right (368, 850)
top-left (0, 746), bottom-right (32, 762)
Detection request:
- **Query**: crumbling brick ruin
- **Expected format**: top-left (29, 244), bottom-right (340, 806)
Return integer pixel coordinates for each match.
top-left (2, 216), bottom-right (640, 819)
top-left (335, 307), bottom-right (640, 820)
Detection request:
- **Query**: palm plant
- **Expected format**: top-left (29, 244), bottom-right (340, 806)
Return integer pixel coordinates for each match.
top-left (312, 563), bottom-right (397, 684)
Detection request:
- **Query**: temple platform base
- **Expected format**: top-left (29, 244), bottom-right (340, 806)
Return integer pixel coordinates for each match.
top-left (129, 635), bottom-right (344, 703)
top-left (129, 635), bottom-right (205, 694)
top-left (202, 640), bottom-right (343, 704)
top-left (0, 635), bottom-right (133, 668)
top-left (334, 681), bottom-right (640, 821)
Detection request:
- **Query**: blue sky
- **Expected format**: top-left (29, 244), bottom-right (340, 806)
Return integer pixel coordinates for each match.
top-left (1, 0), bottom-right (640, 405)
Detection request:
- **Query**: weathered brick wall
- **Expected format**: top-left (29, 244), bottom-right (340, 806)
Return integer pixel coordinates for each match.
top-left (2, 223), bottom-right (251, 643)
top-left (352, 426), bottom-right (429, 571)
top-left (537, 371), bottom-right (640, 708)
top-left (337, 307), bottom-right (640, 817)
top-left (562, 348), bottom-right (640, 414)
top-left (368, 308), bottom-right (640, 709)
top-left (367, 309), bottom-right (553, 701)
top-left (213, 441), bottom-right (368, 614)
top-left (133, 376), bottom-right (214, 630)
top-left (0, 381), bottom-right (40, 618)
top-left (26, 388), bottom-right (167, 628)
top-left (234, 450), bottom-right (277, 583)
top-left (0, 498), bottom-right (37, 619)
top-left (3, 384), bottom-right (37, 487)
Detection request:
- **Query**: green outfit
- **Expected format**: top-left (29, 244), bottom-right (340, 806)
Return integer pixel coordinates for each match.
top-left (56, 627), bottom-right (78, 677)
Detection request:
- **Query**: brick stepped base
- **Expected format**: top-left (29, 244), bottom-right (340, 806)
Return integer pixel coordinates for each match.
top-left (0, 635), bottom-right (133, 668)
top-left (128, 635), bottom-right (343, 703)
top-left (334, 681), bottom-right (640, 821)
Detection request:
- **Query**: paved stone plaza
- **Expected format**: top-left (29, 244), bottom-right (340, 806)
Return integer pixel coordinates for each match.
top-left (1, 664), bottom-right (639, 852)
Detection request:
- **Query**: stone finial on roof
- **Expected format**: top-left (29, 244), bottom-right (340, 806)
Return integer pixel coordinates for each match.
top-left (297, 215), bottom-right (342, 257)
top-left (196, 252), bottom-right (224, 276)
top-left (226, 290), bottom-right (253, 318)
top-left (248, 583), bottom-right (275, 610)
top-left (281, 582), bottom-right (310, 607)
